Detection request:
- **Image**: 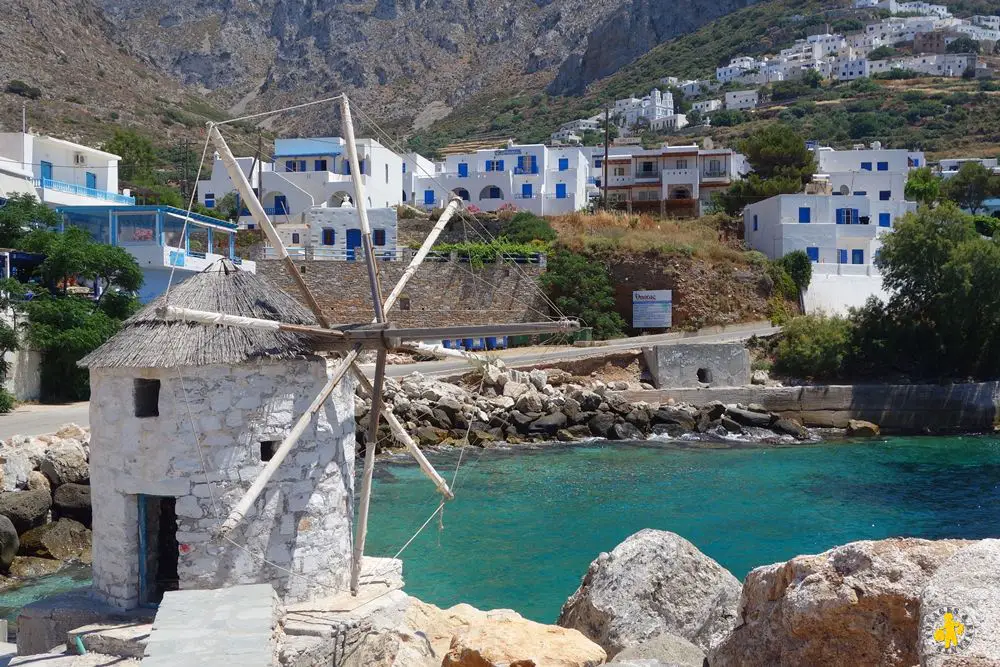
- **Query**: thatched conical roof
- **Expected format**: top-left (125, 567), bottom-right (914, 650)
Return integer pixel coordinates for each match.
top-left (81, 260), bottom-right (321, 369)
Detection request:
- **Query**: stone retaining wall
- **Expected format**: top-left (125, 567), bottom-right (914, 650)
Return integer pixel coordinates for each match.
top-left (622, 383), bottom-right (1000, 433)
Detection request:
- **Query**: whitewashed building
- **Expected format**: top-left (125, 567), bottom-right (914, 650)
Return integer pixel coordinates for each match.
top-left (198, 137), bottom-right (403, 227)
top-left (264, 207), bottom-right (399, 261)
top-left (81, 261), bottom-right (356, 609)
top-left (691, 99), bottom-right (723, 114)
top-left (550, 118), bottom-right (601, 145)
top-left (972, 15), bottom-right (1000, 30)
top-left (413, 142), bottom-right (589, 215)
top-left (0, 132), bottom-right (134, 207)
top-left (725, 90), bottom-right (759, 110)
top-left (716, 57), bottom-right (764, 83)
top-left (937, 157), bottom-right (1000, 177)
top-left (402, 152), bottom-right (436, 208)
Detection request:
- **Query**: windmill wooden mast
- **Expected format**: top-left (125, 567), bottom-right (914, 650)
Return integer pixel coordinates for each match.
top-left (175, 97), bottom-right (579, 595)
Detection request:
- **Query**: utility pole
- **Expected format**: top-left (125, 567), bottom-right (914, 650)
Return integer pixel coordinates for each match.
top-left (603, 103), bottom-right (610, 211)
top-left (21, 103), bottom-right (26, 134)
top-left (181, 139), bottom-right (190, 202)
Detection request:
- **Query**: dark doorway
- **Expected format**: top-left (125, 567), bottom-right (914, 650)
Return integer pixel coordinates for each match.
top-left (139, 495), bottom-right (179, 605)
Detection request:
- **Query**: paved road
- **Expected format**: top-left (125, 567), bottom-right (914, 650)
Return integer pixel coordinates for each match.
top-left (0, 322), bottom-right (777, 439)
top-left (0, 402), bottom-right (90, 441)
top-left (380, 322), bottom-right (780, 379)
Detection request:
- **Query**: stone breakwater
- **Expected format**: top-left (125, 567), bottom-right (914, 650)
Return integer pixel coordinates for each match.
top-left (0, 424), bottom-right (93, 584)
top-left (353, 363), bottom-right (834, 453)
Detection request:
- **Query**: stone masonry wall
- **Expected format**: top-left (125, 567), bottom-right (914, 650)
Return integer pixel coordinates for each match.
top-left (88, 358), bottom-right (355, 609)
top-left (257, 259), bottom-right (550, 326)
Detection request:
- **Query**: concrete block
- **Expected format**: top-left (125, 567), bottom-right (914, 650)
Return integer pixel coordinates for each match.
top-left (66, 622), bottom-right (151, 659)
top-left (643, 343), bottom-right (750, 389)
top-left (16, 592), bottom-right (154, 656)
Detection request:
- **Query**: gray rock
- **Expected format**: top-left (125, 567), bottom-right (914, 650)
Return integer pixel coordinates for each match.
top-left (700, 401), bottom-right (726, 421)
top-left (27, 470), bottom-right (49, 493)
top-left (546, 368), bottom-right (574, 385)
top-left (18, 518), bottom-right (91, 562)
top-left (615, 632), bottom-right (706, 667)
top-left (847, 419), bottom-right (880, 437)
top-left (605, 393), bottom-right (632, 416)
top-left (610, 422), bottom-right (643, 441)
top-left (0, 514), bottom-right (18, 571)
top-left (747, 403), bottom-right (768, 414)
top-left (651, 423), bottom-right (688, 439)
top-left (919, 539), bottom-right (1000, 667)
top-left (588, 412), bottom-right (617, 438)
top-left (529, 369), bottom-right (548, 391)
top-left (53, 483), bottom-right (92, 527)
top-left (772, 417), bottom-right (808, 440)
top-left (430, 409), bottom-right (452, 430)
top-left (0, 488), bottom-right (52, 534)
top-left (503, 382), bottom-right (531, 400)
top-left (625, 408), bottom-right (651, 432)
top-left (573, 390), bottom-right (603, 412)
top-left (414, 426), bottom-right (448, 447)
top-left (562, 397), bottom-right (583, 424)
top-left (559, 529), bottom-right (741, 656)
top-left (530, 412), bottom-right (568, 435)
top-left (0, 451), bottom-right (33, 491)
top-left (436, 396), bottom-right (464, 420)
top-left (39, 440), bottom-right (89, 486)
top-left (720, 416), bottom-right (743, 434)
top-left (515, 391), bottom-right (544, 414)
top-left (652, 407), bottom-right (696, 431)
top-left (510, 411), bottom-right (535, 432)
top-left (467, 430), bottom-right (496, 448)
top-left (750, 369), bottom-right (769, 385)
top-left (725, 406), bottom-right (774, 428)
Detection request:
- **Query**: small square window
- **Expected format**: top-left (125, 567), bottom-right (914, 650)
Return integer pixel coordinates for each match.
top-left (879, 190), bottom-right (891, 201)
top-left (399, 297), bottom-right (411, 311)
top-left (292, 232), bottom-right (300, 244)
top-left (373, 229), bottom-right (386, 246)
top-left (260, 441), bottom-right (278, 461)
top-left (134, 379), bottom-right (160, 418)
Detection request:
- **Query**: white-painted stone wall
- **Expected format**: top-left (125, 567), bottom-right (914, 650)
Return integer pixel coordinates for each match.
top-left (88, 357), bottom-right (356, 609)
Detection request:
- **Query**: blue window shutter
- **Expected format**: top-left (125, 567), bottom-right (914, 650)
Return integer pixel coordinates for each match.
top-left (86, 172), bottom-right (97, 190)
top-left (861, 162), bottom-right (872, 171)
top-left (402, 163), bottom-right (406, 173)
top-left (559, 158), bottom-right (569, 171)
top-left (836, 208), bottom-right (845, 225)
top-left (807, 247), bottom-right (819, 262)
top-left (799, 207), bottom-right (811, 223)
top-left (879, 212), bottom-right (891, 227)
top-left (879, 190), bottom-right (891, 201)
top-left (838, 249), bottom-right (847, 264)
top-left (556, 183), bottom-right (567, 199)
top-left (853, 249), bottom-right (864, 264)
top-left (497, 160), bottom-right (505, 171)
top-left (753, 214), bottom-right (758, 231)
top-left (877, 161), bottom-right (888, 171)
top-left (853, 208), bottom-right (860, 223)
top-left (458, 163), bottom-right (468, 177)
top-left (285, 160), bottom-right (295, 172)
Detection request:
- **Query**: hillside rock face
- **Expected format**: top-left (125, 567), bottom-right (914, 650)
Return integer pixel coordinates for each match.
top-left (710, 538), bottom-right (971, 667)
top-left (93, 0), bottom-right (757, 133)
top-left (558, 529), bottom-right (741, 657)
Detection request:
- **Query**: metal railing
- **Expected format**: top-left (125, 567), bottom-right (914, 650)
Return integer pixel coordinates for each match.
top-left (513, 193), bottom-right (538, 200)
top-left (34, 178), bottom-right (135, 204)
top-left (702, 169), bottom-right (730, 178)
top-left (513, 167), bottom-right (540, 175)
top-left (260, 246), bottom-right (546, 264)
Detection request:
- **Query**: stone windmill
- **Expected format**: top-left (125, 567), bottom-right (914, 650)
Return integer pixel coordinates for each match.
top-left (136, 96), bottom-right (578, 599)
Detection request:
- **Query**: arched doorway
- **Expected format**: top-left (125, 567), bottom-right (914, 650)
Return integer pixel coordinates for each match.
top-left (263, 191), bottom-right (289, 216)
top-left (479, 186), bottom-right (504, 201)
top-left (329, 191), bottom-right (353, 207)
top-left (453, 188), bottom-right (471, 202)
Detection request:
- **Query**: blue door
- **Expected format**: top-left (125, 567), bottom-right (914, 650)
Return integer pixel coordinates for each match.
top-left (274, 195), bottom-right (288, 215)
top-left (879, 212), bottom-right (891, 227)
top-left (556, 183), bottom-right (567, 199)
top-left (458, 163), bottom-right (468, 178)
top-left (558, 158), bottom-right (569, 171)
top-left (852, 249), bottom-right (864, 265)
top-left (424, 190), bottom-right (435, 206)
top-left (806, 247), bottom-right (819, 262)
top-left (521, 183), bottom-right (533, 199)
top-left (838, 249), bottom-right (848, 264)
top-left (40, 161), bottom-right (52, 182)
top-left (346, 229), bottom-right (363, 261)
top-left (86, 172), bottom-right (97, 190)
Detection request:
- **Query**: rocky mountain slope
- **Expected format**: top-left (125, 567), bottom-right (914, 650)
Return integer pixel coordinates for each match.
top-left (94, 0), bottom-right (760, 137)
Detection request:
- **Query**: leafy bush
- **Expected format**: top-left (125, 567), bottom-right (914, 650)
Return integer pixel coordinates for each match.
top-left (540, 250), bottom-right (625, 340)
top-left (396, 205), bottom-right (420, 220)
top-left (0, 389), bottom-right (14, 414)
top-left (751, 358), bottom-right (774, 371)
top-left (432, 240), bottom-right (544, 267)
top-left (774, 315), bottom-right (852, 380)
top-left (868, 46), bottom-right (900, 60)
top-left (778, 250), bottom-right (812, 291)
top-left (5, 80), bottom-right (41, 100)
top-left (973, 214), bottom-right (1000, 237)
top-left (767, 296), bottom-right (793, 325)
top-left (767, 262), bottom-right (797, 301)
top-left (502, 213), bottom-right (557, 243)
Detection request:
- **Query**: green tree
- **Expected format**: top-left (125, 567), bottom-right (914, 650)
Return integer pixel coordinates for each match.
top-left (778, 250), bottom-right (812, 291)
top-left (774, 315), bottom-right (852, 380)
top-left (905, 166), bottom-right (942, 207)
top-left (947, 36), bottom-right (981, 54)
top-left (803, 69), bottom-right (824, 88)
top-left (737, 123), bottom-right (816, 185)
top-left (686, 109), bottom-right (703, 126)
top-left (942, 162), bottom-right (998, 214)
top-left (540, 250), bottom-right (625, 340)
top-left (0, 194), bottom-right (59, 247)
top-left (104, 128), bottom-right (156, 185)
top-left (89, 244), bottom-right (143, 302)
top-left (712, 173), bottom-right (804, 216)
top-left (868, 45), bottom-right (901, 60)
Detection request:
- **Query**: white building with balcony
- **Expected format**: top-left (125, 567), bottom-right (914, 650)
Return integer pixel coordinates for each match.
top-left (263, 206), bottom-right (399, 262)
top-left (717, 57), bottom-right (765, 83)
top-left (691, 99), bottom-right (723, 114)
top-left (413, 143), bottom-right (589, 215)
top-left (725, 90), bottom-right (759, 110)
top-left (594, 144), bottom-right (748, 216)
top-left (936, 157), bottom-right (1000, 177)
top-left (56, 205), bottom-right (253, 302)
top-left (0, 132), bottom-right (134, 207)
top-left (972, 15), bottom-right (1000, 30)
top-left (813, 144), bottom-right (925, 202)
top-left (197, 137), bottom-right (403, 227)
top-left (551, 119), bottom-right (601, 145)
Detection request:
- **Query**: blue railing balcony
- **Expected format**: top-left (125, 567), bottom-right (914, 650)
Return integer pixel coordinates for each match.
top-left (34, 177), bottom-right (135, 205)
top-left (513, 193), bottom-right (537, 200)
top-left (513, 167), bottom-right (540, 175)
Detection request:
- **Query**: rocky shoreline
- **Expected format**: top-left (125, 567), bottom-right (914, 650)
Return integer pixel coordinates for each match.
top-left (354, 362), bottom-right (881, 456)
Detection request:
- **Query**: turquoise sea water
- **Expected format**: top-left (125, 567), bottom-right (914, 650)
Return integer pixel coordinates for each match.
top-left (2, 436), bottom-right (998, 626)
top-left (364, 436), bottom-right (1000, 623)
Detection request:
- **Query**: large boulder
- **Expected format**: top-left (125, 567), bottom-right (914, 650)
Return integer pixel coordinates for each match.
top-left (847, 419), bottom-right (881, 437)
top-left (19, 518), bottom-right (91, 562)
top-left (0, 450), bottom-right (33, 492)
top-left (442, 610), bottom-right (606, 667)
top-left (0, 488), bottom-right (52, 533)
top-left (39, 439), bottom-right (89, 486)
top-left (710, 538), bottom-right (970, 667)
top-left (530, 412), bottom-right (568, 436)
top-left (725, 407), bottom-right (774, 428)
top-left (52, 484), bottom-right (92, 527)
top-left (558, 529), bottom-right (741, 657)
top-left (919, 539), bottom-right (1000, 666)
top-left (0, 515), bottom-right (18, 571)
top-left (613, 632), bottom-right (705, 667)
top-left (651, 407), bottom-right (696, 432)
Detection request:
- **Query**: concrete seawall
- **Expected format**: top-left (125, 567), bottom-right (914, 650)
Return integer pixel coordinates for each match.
top-left (622, 383), bottom-right (1000, 434)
